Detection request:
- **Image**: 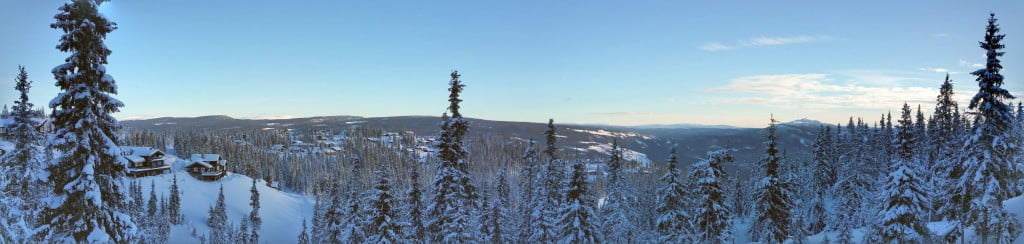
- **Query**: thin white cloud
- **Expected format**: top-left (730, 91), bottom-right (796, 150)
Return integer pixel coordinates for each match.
top-left (701, 35), bottom-right (832, 52)
top-left (740, 35), bottom-right (833, 47)
top-left (708, 73), bottom-right (959, 110)
top-left (960, 59), bottom-right (984, 68)
top-left (920, 67), bottom-right (950, 73)
top-left (701, 42), bottom-right (735, 52)
top-left (919, 67), bottom-right (959, 74)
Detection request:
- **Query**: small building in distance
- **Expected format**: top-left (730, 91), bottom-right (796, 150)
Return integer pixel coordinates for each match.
top-left (122, 146), bottom-right (170, 177)
top-left (186, 154), bottom-right (227, 181)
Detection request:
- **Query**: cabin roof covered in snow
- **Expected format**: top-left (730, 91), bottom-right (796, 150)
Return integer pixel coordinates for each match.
top-left (121, 146), bottom-right (163, 163)
top-left (187, 154), bottom-right (226, 168)
top-left (122, 146), bottom-right (162, 157)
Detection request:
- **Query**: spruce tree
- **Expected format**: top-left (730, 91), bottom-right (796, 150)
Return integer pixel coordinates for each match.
top-left (169, 173), bottom-right (182, 224)
top-left (656, 148), bottom-right (691, 243)
top-left (751, 117), bottom-right (793, 243)
top-left (692, 149), bottom-right (734, 243)
top-left (208, 185), bottom-right (230, 244)
top-left (875, 103), bottom-right (931, 243)
top-left (931, 74), bottom-right (959, 219)
top-left (948, 13), bottom-right (1024, 243)
top-left (39, 0), bottom-right (135, 241)
top-left (364, 164), bottom-right (402, 243)
top-left (602, 139), bottom-right (639, 243)
top-left (528, 120), bottom-right (561, 242)
top-left (148, 181), bottom-right (158, 216)
top-left (0, 66), bottom-right (45, 241)
top-left (297, 218), bottom-right (310, 244)
top-left (557, 160), bottom-right (603, 243)
top-left (404, 166), bottom-right (426, 243)
top-left (517, 139), bottom-right (542, 242)
top-left (249, 178), bottom-right (261, 243)
top-left (426, 70), bottom-right (478, 243)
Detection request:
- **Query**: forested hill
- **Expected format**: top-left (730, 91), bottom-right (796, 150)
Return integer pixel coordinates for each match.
top-left (123, 115), bottom-right (824, 175)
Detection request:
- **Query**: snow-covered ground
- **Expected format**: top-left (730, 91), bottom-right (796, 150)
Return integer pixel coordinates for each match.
top-left (580, 141), bottom-right (652, 166)
top-left (790, 195), bottom-right (1024, 244)
top-left (129, 169), bottom-right (315, 243)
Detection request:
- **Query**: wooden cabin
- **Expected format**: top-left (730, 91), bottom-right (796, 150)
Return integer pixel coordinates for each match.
top-left (122, 146), bottom-right (170, 177)
top-left (186, 154), bottom-right (227, 181)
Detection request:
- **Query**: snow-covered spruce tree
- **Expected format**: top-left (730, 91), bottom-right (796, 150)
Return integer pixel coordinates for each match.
top-left (237, 215), bottom-right (250, 244)
top-left (477, 190), bottom-right (506, 244)
top-left (809, 126), bottom-right (835, 233)
top-left (947, 13), bottom-right (1024, 243)
top-left (148, 181), bottom-right (158, 216)
top-left (750, 117), bottom-right (793, 243)
top-left (812, 126), bottom-right (837, 193)
top-left (517, 139), bottom-right (541, 242)
top-left (426, 70), bottom-right (479, 243)
top-left (732, 177), bottom-right (748, 220)
top-left (656, 148), bottom-right (692, 243)
top-left (557, 159), bottom-right (603, 243)
top-left (249, 178), bottom-right (261, 243)
top-left (404, 166), bottom-right (426, 243)
top-left (38, 0), bottom-right (135, 241)
top-left (601, 139), bottom-right (639, 243)
top-left (169, 173), bottom-right (183, 224)
top-left (484, 167), bottom-right (511, 243)
top-left (339, 182), bottom-right (365, 243)
top-left (481, 191), bottom-right (508, 244)
top-left (1, 66), bottom-right (46, 241)
top-left (875, 102), bottom-right (931, 243)
top-left (931, 74), bottom-right (960, 220)
top-left (692, 149), bottom-right (734, 243)
top-left (318, 183), bottom-right (346, 242)
top-left (297, 218), bottom-right (310, 244)
top-left (495, 166), bottom-right (512, 208)
top-left (208, 185), bottom-right (230, 244)
top-left (364, 164), bottom-right (403, 243)
top-left (528, 119), bottom-right (562, 243)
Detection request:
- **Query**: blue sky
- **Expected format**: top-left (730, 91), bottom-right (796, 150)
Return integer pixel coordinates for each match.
top-left (1, 0), bottom-right (1021, 127)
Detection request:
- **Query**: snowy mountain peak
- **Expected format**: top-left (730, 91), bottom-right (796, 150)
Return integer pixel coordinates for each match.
top-left (782, 118), bottom-right (825, 126)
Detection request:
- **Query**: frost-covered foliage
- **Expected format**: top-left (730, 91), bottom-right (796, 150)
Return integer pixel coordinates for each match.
top-left (363, 163), bottom-right (403, 243)
top-left (516, 139), bottom-right (542, 242)
top-left (37, 0), bottom-right (137, 242)
top-left (874, 103), bottom-right (931, 243)
top-left (297, 218), bottom-right (310, 244)
top-left (1, 66), bottom-right (47, 242)
top-left (945, 13), bottom-right (1024, 243)
top-left (601, 139), bottom-right (640, 242)
top-left (751, 117), bottom-right (793, 243)
top-left (480, 168), bottom-right (512, 243)
top-left (426, 71), bottom-right (479, 243)
top-left (169, 173), bottom-right (183, 224)
top-left (692, 149), bottom-right (734, 243)
top-left (557, 159), bottom-right (603, 243)
top-left (403, 166), bottom-right (426, 243)
top-left (931, 74), bottom-right (961, 220)
top-left (527, 121), bottom-right (561, 243)
top-left (656, 148), bottom-right (691, 242)
top-left (207, 185), bottom-right (230, 244)
top-left (248, 178), bottom-right (261, 243)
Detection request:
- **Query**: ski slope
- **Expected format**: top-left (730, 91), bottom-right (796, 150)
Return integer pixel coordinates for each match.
top-left (128, 164), bottom-right (315, 243)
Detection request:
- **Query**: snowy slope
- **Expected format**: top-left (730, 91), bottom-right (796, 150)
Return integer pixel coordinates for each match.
top-left (128, 166), bottom-right (314, 243)
top-left (794, 195), bottom-right (1024, 244)
top-left (1005, 195), bottom-right (1024, 244)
